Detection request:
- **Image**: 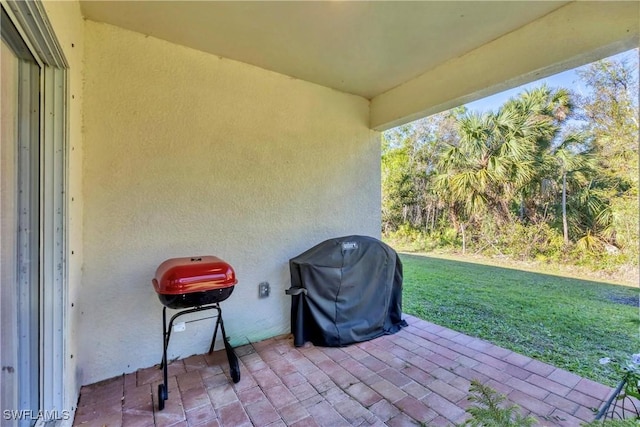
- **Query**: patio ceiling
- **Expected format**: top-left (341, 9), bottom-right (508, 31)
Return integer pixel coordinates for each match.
top-left (80, 1), bottom-right (638, 130)
top-left (79, 1), bottom-right (567, 99)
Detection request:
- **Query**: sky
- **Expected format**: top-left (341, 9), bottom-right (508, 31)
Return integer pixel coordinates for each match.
top-left (464, 49), bottom-right (638, 113)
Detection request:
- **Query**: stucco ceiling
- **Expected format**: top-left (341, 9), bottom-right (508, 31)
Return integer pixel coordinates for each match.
top-left (80, 1), bottom-right (571, 100)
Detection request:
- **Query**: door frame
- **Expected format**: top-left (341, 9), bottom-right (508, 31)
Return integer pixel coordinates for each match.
top-left (1, 0), bottom-right (68, 419)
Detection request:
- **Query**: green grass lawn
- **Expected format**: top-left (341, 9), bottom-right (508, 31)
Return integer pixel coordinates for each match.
top-left (400, 253), bottom-right (640, 386)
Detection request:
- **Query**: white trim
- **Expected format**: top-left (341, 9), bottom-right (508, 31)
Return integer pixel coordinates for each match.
top-left (0, 30), bottom-right (22, 423)
top-left (4, 0), bottom-right (66, 68)
top-left (16, 55), bottom-right (40, 418)
top-left (40, 64), bottom-right (67, 413)
top-left (0, 1), bottom-right (44, 68)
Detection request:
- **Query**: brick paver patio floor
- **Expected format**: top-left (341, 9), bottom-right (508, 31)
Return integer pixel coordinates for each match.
top-left (73, 315), bottom-right (613, 426)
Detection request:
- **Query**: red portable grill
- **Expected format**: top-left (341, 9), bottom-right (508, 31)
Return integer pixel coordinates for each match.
top-left (152, 256), bottom-right (240, 410)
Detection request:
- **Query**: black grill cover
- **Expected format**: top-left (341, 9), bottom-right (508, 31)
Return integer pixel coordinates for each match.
top-left (287, 235), bottom-right (407, 347)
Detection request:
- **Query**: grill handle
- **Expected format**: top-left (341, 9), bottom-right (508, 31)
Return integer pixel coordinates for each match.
top-left (285, 287), bottom-right (307, 296)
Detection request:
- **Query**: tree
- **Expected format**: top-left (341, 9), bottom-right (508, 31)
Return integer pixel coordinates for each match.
top-left (381, 110), bottom-right (461, 232)
top-left (577, 53), bottom-right (639, 190)
top-left (576, 50), bottom-right (639, 252)
top-left (382, 49), bottom-right (638, 267)
top-left (434, 86), bottom-right (572, 228)
top-left (545, 132), bottom-right (594, 244)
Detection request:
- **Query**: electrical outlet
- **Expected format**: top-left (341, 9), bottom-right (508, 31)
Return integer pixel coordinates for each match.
top-left (259, 282), bottom-right (270, 298)
top-left (173, 322), bottom-right (186, 332)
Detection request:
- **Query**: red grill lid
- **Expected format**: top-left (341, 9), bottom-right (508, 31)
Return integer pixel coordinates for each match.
top-left (152, 256), bottom-right (237, 295)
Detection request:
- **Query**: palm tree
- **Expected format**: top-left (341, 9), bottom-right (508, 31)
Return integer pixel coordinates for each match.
top-left (545, 132), bottom-right (594, 244)
top-left (436, 86), bottom-right (573, 226)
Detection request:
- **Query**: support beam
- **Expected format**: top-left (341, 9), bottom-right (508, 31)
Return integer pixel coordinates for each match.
top-left (370, 1), bottom-right (639, 131)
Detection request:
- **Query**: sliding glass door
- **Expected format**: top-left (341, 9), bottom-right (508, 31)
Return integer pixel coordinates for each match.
top-left (1, 8), bottom-right (42, 426)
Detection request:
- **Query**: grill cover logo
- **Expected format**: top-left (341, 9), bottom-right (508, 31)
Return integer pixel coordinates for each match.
top-left (342, 241), bottom-right (358, 251)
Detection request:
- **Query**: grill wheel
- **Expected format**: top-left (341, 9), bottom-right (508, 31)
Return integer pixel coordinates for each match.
top-left (158, 384), bottom-right (167, 410)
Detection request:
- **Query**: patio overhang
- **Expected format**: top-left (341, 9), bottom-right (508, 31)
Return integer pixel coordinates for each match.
top-left (370, 1), bottom-right (640, 130)
top-left (80, 1), bottom-right (638, 131)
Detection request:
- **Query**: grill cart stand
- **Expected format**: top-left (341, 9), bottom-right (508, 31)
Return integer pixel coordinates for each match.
top-left (157, 303), bottom-right (240, 410)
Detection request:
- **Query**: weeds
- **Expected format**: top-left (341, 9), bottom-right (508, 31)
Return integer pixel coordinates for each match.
top-left (460, 380), bottom-right (537, 427)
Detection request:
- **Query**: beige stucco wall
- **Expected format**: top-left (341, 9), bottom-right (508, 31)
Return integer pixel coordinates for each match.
top-left (41, 0), bottom-right (85, 415)
top-left (80, 20), bottom-right (379, 384)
